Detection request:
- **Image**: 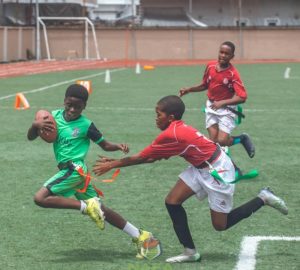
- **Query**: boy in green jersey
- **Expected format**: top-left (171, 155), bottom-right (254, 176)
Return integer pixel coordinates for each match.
top-left (27, 84), bottom-right (161, 259)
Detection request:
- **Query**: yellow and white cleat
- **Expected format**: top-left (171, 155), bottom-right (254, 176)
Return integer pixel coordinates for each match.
top-left (83, 197), bottom-right (105, 230)
top-left (132, 230), bottom-right (162, 260)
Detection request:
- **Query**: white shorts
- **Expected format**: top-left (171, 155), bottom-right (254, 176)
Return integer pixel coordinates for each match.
top-left (179, 150), bottom-right (236, 213)
top-left (205, 100), bottom-right (237, 134)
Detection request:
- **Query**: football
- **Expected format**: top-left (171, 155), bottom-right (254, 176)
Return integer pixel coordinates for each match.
top-left (35, 110), bottom-right (57, 143)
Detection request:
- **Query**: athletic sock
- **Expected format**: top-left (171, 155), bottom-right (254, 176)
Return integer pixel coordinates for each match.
top-left (123, 222), bottom-right (140, 238)
top-left (232, 135), bottom-right (241, 145)
top-left (184, 247), bottom-right (197, 255)
top-left (165, 203), bottom-right (195, 249)
top-left (80, 200), bottom-right (87, 213)
top-left (226, 197), bottom-right (264, 229)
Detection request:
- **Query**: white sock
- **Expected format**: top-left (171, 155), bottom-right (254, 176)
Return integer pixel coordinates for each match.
top-left (184, 247), bottom-right (197, 255)
top-left (80, 200), bottom-right (87, 213)
top-left (123, 222), bottom-right (140, 238)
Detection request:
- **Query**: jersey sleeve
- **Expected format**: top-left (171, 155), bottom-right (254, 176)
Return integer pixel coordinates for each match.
top-left (232, 70), bottom-right (247, 99)
top-left (87, 122), bottom-right (104, 144)
top-left (139, 144), bottom-right (172, 160)
top-left (139, 135), bottom-right (180, 160)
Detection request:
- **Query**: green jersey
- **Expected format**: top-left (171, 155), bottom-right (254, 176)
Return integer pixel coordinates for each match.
top-left (52, 109), bottom-right (104, 164)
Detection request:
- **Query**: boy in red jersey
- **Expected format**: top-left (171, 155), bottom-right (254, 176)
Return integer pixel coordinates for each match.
top-left (93, 95), bottom-right (288, 263)
top-left (179, 41), bottom-right (255, 158)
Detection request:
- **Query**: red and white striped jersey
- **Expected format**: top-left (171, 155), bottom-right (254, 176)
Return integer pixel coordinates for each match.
top-left (139, 120), bottom-right (217, 167)
top-left (201, 61), bottom-right (247, 101)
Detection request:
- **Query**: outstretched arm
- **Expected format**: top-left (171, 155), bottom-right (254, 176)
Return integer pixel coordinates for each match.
top-left (179, 84), bottom-right (207, 97)
top-left (98, 140), bottom-right (129, 154)
top-left (93, 154), bottom-right (155, 176)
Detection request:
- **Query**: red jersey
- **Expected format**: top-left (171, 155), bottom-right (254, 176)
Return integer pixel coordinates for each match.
top-left (201, 61), bottom-right (247, 101)
top-left (139, 120), bottom-right (217, 167)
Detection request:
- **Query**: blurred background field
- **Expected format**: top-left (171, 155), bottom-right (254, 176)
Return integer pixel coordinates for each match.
top-left (0, 63), bottom-right (299, 270)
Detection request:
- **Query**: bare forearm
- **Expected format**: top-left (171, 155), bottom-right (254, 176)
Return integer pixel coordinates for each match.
top-left (99, 140), bottom-right (129, 153)
top-left (109, 155), bottom-right (148, 169)
top-left (188, 84), bottom-right (207, 93)
top-left (102, 143), bottom-right (121, 151)
top-left (223, 95), bottom-right (246, 106)
top-left (93, 154), bottom-right (152, 176)
top-left (179, 84), bottom-right (207, 97)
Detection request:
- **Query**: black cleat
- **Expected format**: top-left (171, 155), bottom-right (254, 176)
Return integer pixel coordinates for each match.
top-left (240, 133), bottom-right (255, 158)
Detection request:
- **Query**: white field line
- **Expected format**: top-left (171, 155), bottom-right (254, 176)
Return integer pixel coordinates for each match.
top-left (234, 236), bottom-right (300, 270)
top-left (0, 104), bottom-right (299, 113)
top-left (0, 68), bottom-right (126, 101)
top-left (83, 108), bottom-right (299, 113)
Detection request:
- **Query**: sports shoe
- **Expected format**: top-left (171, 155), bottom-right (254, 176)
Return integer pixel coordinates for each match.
top-left (240, 133), bottom-right (255, 158)
top-left (166, 250), bottom-right (201, 263)
top-left (83, 198), bottom-right (105, 230)
top-left (132, 230), bottom-right (162, 260)
top-left (258, 187), bottom-right (288, 215)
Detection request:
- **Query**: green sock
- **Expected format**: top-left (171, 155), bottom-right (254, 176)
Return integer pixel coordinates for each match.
top-left (232, 136), bottom-right (241, 145)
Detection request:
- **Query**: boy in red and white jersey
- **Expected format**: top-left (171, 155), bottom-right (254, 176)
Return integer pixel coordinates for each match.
top-left (93, 95), bottom-right (288, 264)
top-left (179, 41), bottom-right (255, 159)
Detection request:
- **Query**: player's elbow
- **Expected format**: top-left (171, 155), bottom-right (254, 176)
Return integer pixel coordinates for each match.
top-left (239, 96), bottom-right (247, 103)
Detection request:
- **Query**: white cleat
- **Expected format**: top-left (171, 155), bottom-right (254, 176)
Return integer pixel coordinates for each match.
top-left (166, 251), bottom-right (200, 263)
top-left (258, 187), bottom-right (288, 215)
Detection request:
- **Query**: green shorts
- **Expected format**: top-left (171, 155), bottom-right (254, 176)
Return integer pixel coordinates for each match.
top-left (44, 161), bottom-right (97, 200)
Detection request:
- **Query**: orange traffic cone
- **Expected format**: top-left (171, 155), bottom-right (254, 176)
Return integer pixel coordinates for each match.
top-left (143, 65), bottom-right (155, 70)
top-left (76, 80), bottom-right (92, 94)
top-left (14, 93), bottom-right (30, 110)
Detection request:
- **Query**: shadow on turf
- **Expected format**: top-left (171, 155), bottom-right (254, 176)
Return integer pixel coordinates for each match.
top-left (203, 251), bottom-right (236, 262)
top-left (52, 248), bottom-right (134, 263)
top-left (50, 247), bottom-right (236, 264)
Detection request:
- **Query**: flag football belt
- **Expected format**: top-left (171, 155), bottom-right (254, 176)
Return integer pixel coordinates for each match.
top-left (196, 146), bottom-right (221, 169)
top-left (202, 103), bottom-right (244, 125)
top-left (226, 106), bottom-right (245, 119)
top-left (57, 160), bottom-right (120, 197)
top-left (195, 148), bottom-right (259, 184)
top-left (57, 160), bottom-right (103, 197)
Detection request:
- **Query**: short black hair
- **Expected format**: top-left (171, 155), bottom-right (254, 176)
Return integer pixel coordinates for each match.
top-left (157, 95), bottom-right (185, 120)
top-left (221, 41), bottom-right (235, 54)
top-left (65, 84), bottom-right (89, 102)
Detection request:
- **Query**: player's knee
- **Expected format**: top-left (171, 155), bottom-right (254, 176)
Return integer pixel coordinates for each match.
top-left (34, 187), bottom-right (51, 207)
top-left (33, 193), bottom-right (48, 207)
top-left (165, 195), bottom-right (180, 205)
top-left (212, 221), bottom-right (227, 231)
